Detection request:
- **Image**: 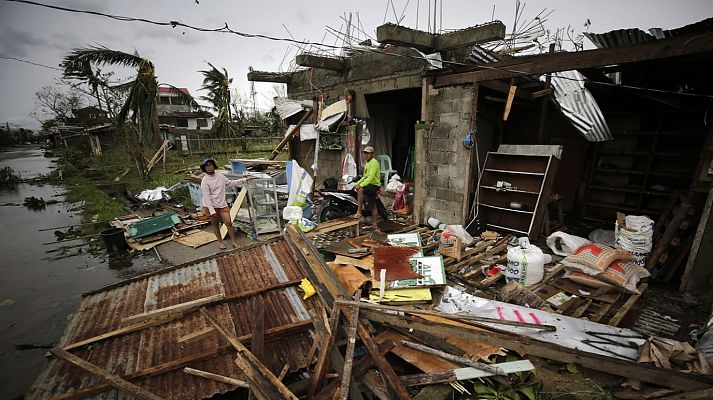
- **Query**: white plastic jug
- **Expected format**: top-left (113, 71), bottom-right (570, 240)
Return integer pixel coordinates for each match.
top-left (506, 237), bottom-right (549, 287)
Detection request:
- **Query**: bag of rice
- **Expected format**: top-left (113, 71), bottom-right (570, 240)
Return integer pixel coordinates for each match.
top-left (564, 270), bottom-right (616, 290)
top-left (598, 260), bottom-right (650, 294)
top-left (561, 243), bottom-right (634, 275)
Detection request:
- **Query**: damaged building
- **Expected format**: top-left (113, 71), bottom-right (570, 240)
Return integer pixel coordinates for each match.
top-left (251, 17), bottom-right (713, 290)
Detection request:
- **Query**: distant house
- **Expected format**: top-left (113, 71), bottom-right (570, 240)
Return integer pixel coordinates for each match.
top-left (156, 87), bottom-right (213, 131)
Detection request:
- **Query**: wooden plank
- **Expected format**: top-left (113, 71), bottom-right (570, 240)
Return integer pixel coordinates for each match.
top-left (49, 347), bottom-right (165, 400)
top-left (62, 314), bottom-right (177, 352)
top-left (269, 108), bottom-right (312, 160)
top-left (400, 360), bottom-right (535, 386)
top-left (608, 283), bottom-right (648, 327)
top-left (502, 79), bottom-right (517, 121)
top-left (400, 340), bottom-right (505, 376)
top-left (122, 294), bottom-right (225, 325)
top-left (337, 305), bottom-right (360, 400)
top-left (433, 32), bottom-right (713, 86)
top-left (221, 188), bottom-right (248, 239)
top-left (356, 321), bottom-right (412, 400)
top-left (333, 255), bottom-right (374, 271)
top-left (309, 304), bottom-right (342, 398)
top-left (312, 341), bottom-right (396, 400)
top-left (659, 388), bottom-right (713, 400)
top-left (306, 217), bottom-right (360, 238)
top-left (51, 320), bottom-right (313, 400)
top-left (249, 296), bottom-right (266, 400)
top-left (173, 229), bottom-right (216, 248)
top-left (360, 309), bottom-right (713, 390)
top-left (446, 236), bottom-right (511, 272)
top-left (360, 371), bottom-right (390, 400)
top-left (177, 327), bottom-right (216, 344)
top-left (334, 299), bottom-right (555, 332)
top-left (199, 307), bottom-right (299, 400)
top-left (183, 367), bottom-right (249, 388)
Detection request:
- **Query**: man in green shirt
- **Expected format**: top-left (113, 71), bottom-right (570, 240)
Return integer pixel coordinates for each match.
top-left (353, 146), bottom-right (381, 228)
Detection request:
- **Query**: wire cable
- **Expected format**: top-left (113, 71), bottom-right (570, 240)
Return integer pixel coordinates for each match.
top-left (0, 55), bottom-right (62, 71)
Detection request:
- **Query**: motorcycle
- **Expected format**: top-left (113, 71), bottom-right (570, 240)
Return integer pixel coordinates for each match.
top-left (316, 177), bottom-right (389, 223)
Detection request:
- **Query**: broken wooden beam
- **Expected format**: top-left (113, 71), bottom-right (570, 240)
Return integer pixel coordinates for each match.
top-left (199, 307), bottom-right (300, 400)
top-left (249, 296), bottom-right (266, 400)
top-left (334, 299), bottom-right (555, 331)
top-left (400, 360), bottom-right (535, 386)
top-left (49, 347), bottom-right (165, 400)
top-left (122, 294), bottom-right (225, 325)
top-left (269, 107), bottom-right (312, 160)
top-left (337, 303), bottom-right (361, 400)
top-left (183, 367), bottom-right (250, 388)
top-left (400, 340), bottom-right (505, 376)
top-left (359, 309), bottom-right (713, 390)
top-left (177, 327), bottom-right (216, 344)
top-left (309, 304), bottom-right (342, 398)
top-left (356, 321), bottom-right (412, 400)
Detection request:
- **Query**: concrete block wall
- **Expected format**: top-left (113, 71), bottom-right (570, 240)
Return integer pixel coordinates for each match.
top-left (421, 85), bottom-right (474, 224)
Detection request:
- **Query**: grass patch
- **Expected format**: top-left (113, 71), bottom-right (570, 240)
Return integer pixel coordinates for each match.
top-left (57, 140), bottom-right (285, 222)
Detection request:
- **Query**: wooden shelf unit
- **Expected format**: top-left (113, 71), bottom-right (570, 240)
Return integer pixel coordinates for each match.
top-left (581, 111), bottom-right (707, 222)
top-left (477, 152), bottom-right (559, 238)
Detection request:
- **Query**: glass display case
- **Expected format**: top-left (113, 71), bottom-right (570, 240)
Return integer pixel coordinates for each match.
top-left (246, 177), bottom-right (281, 237)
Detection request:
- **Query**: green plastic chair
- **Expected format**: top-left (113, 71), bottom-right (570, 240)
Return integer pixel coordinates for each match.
top-left (375, 154), bottom-right (397, 185)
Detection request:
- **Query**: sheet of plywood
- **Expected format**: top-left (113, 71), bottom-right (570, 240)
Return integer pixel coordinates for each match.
top-left (174, 229), bottom-right (216, 248)
top-left (418, 314), bottom-right (505, 361)
top-left (126, 235), bottom-right (174, 251)
top-left (376, 330), bottom-right (459, 372)
top-left (334, 255), bottom-right (374, 271)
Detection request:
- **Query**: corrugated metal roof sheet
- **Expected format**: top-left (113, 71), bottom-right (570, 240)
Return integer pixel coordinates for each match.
top-left (28, 239), bottom-right (317, 400)
top-left (549, 70), bottom-right (612, 142)
top-left (585, 17), bottom-right (713, 48)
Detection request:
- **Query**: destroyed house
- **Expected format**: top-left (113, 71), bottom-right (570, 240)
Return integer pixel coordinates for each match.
top-left (250, 17), bottom-right (713, 290)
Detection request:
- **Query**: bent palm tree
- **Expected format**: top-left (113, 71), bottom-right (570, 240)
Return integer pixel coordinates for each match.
top-left (199, 63), bottom-right (237, 138)
top-left (62, 46), bottom-right (160, 180)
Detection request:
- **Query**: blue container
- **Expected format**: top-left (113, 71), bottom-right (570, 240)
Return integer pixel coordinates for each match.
top-left (230, 160), bottom-right (247, 173)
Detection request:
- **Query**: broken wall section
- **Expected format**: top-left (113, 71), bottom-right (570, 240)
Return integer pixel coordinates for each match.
top-left (420, 85), bottom-right (474, 224)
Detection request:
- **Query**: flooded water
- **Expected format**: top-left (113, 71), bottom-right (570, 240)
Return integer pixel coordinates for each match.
top-left (0, 146), bottom-right (161, 399)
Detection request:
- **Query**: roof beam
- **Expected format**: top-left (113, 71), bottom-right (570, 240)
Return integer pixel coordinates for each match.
top-left (295, 53), bottom-right (347, 71)
top-left (247, 71), bottom-right (291, 83)
top-left (377, 23), bottom-right (436, 51)
top-left (435, 21), bottom-right (506, 50)
top-left (377, 21), bottom-right (506, 52)
top-left (433, 32), bottom-right (713, 86)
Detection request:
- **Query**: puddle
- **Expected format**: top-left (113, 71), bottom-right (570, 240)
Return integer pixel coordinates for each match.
top-left (0, 146), bottom-right (162, 399)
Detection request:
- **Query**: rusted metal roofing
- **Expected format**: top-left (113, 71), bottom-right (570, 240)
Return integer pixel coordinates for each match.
top-left (28, 238), bottom-right (318, 400)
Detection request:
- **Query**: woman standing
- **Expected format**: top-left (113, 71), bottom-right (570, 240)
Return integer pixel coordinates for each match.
top-left (200, 157), bottom-right (246, 249)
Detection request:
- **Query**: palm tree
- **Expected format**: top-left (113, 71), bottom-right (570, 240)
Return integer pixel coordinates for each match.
top-left (199, 63), bottom-right (237, 138)
top-left (62, 46), bottom-right (160, 180)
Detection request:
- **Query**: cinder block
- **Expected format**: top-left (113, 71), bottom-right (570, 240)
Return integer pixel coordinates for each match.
top-left (450, 177), bottom-right (465, 191)
top-left (430, 126), bottom-right (449, 138)
top-left (436, 187), bottom-right (456, 202)
top-left (439, 112), bottom-right (460, 128)
top-left (431, 175), bottom-right (449, 189)
top-left (427, 150), bottom-right (443, 164)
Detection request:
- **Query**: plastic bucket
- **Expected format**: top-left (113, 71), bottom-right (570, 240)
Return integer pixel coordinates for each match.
top-left (101, 228), bottom-right (128, 252)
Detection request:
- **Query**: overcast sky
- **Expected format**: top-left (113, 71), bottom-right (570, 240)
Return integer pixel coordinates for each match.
top-left (0, 0), bottom-right (711, 130)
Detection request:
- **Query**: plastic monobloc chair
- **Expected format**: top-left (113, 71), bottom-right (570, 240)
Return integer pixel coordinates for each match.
top-left (375, 154), bottom-right (397, 185)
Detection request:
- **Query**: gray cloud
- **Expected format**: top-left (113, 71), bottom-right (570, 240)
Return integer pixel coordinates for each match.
top-left (0, 26), bottom-right (49, 57)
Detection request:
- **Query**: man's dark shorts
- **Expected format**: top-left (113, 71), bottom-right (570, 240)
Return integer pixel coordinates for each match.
top-left (363, 184), bottom-right (380, 204)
